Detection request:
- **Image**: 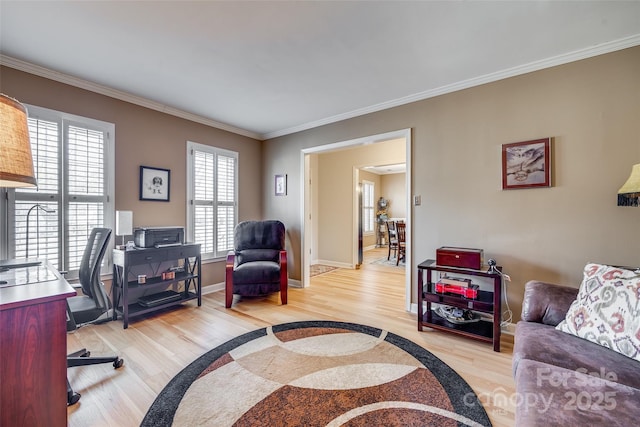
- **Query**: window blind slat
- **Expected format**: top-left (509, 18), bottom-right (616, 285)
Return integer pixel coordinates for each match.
top-left (18, 119), bottom-right (59, 194)
top-left (11, 114), bottom-right (110, 275)
top-left (363, 181), bottom-right (375, 233)
top-left (190, 144), bottom-right (238, 258)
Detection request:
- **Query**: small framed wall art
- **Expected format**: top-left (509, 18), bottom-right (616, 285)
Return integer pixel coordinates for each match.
top-left (502, 138), bottom-right (551, 190)
top-left (139, 165), bottom-right (171, 201)
top-left (275, 174), bottom-right (287, 196)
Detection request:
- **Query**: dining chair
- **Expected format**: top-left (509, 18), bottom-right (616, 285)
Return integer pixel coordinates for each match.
top-left (396, 222), bottom-right (406, 266)
top-left (386, 220), bottom-right (398, 261)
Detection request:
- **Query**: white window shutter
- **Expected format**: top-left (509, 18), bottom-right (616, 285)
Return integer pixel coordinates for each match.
top-left (188, 142), bottom-right (238, 259)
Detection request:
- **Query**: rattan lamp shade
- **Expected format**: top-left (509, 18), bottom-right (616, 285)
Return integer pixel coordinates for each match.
top-left (0, 94), bottom-right (37, 188)
top-left (617, 163), bottom-right (640, 207)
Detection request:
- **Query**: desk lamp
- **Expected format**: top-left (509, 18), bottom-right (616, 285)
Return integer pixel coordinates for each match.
top-left (617, 163), bottom-right (640, 273)
top-left (116, 210), bottom-right (133, 247)
top-left (25, 204), bottom-right (56, 258)
top-left (0, 94), bottom-right (37, 283)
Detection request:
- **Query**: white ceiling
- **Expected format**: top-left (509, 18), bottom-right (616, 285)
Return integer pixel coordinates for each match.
top-left (363, 163), bottom-right (406, 175)
top-left (1, 1), bottom-right (639, 140)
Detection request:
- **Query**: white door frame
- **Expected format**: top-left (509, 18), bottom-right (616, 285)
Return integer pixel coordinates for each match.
top-left (300, 128), bottom-right (413, 311)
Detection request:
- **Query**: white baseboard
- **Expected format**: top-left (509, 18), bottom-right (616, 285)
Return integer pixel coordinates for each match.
top-left (202, 282), bottom-right (224, 294)
top-left (313, 259), bottom-right (353, 269)
top-left (288, 278), bottom-right (302, 288)
top-left (409, 303), bottom-right (418, 314)
top-left (501, 322), bottom-right (515, 336)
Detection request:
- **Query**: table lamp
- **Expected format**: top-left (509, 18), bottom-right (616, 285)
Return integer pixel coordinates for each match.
top-left (617, 163), bottom-right (640, 273)
top-left (116, 210), bottom-right (133, 247)
top-left (0, 94), bottom-right (36, 282)
top-left (0, 94), bottom-right (37, 188)
top-left (618, 163), bottom-right (640, 207)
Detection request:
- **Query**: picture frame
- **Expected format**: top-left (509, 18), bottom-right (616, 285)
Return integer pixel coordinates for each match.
top-left (275, 174), bottom-right (287, 196)
top-left (502, 138), bottom-right (551, 190)
top-left (139, 165), bottom-right (171, 201)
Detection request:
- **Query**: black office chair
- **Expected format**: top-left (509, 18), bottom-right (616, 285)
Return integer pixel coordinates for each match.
top-left (66, 227), bottom-right (123, 405)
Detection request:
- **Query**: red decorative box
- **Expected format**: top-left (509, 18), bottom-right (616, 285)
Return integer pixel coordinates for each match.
top-left (436, 247), bottom-right (483, 270)
top-left (435, 282), bottom-right (479, 299)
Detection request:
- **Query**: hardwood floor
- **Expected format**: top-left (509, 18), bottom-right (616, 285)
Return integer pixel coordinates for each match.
top-left (67, 248), bottom-right (515, 426)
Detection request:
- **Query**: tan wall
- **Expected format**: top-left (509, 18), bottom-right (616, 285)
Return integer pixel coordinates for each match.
top-left (310, 154), bottom-right (320, 262)
top-left (0, 66), bottom-right (263, 290)
top-left (314, 139), bottom-right (405, 265)
top-left (381, 173), bottom-right (406, 219)
top-left (263, 47), bottom-right (640, 322)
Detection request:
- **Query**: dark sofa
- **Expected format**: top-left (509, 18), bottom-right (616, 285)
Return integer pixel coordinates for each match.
top-left (512, 280), bottom-right (640, 426)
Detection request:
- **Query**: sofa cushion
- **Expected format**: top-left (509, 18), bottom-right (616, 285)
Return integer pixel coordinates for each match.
top-left (513, 322), bottom-right (640, 390)
top-left (556, 263), bottom-right (640, 362)
top-left (521, 281), bottom-right (579, 326)
top-left (514, 359), bottom-right (640, 427)
top-left (233, 260), bottom-right (281, 285)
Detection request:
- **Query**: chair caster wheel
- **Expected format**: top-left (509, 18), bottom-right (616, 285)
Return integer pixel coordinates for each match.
top-left (68, 392), bottom-right (81, 406)
top-left (113, 358), bottom-right (124, 369)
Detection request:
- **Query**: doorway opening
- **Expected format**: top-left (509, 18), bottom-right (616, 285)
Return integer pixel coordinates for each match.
top-left (300, 128), bottom-right (412, 311)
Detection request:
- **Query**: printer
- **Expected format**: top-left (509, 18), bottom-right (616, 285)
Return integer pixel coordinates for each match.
top-left (134, 226), bottom-right (184, 248)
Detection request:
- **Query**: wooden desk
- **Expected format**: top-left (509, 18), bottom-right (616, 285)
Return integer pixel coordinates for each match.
top-left (0, 260), bottom-right (76, 427)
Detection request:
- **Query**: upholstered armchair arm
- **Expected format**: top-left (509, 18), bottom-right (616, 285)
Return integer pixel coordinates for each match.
top-left (521, 280), bottom-right (579, 326)
top-left (279, 250), bottom-right (288, 305)
top-left (225, 251), bottom-right (236, 308)
top-left (226, 251), bottom-right (235, 267)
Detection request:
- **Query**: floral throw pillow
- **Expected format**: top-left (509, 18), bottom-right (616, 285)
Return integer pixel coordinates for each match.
top-left (556, 263), bottom-right (640, 362)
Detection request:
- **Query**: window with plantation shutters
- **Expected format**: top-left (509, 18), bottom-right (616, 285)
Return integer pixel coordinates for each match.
top-left (1, 105), bottom-right (114, 278)
top-left (363, 181), bottom-right (374, 234)
top-left (187, 141), bottom-right (238, 260)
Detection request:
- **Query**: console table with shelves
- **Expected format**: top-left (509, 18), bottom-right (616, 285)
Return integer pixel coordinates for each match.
top-left (112, 244), bottom-right (201, 329)
top-left (417, 259), bottom-right (503, 352)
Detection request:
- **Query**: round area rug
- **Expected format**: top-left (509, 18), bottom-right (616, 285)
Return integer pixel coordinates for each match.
top-left (141, 320), bottom-right (491, 426)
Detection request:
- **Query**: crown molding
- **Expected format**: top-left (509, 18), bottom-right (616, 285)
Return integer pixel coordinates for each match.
top-left (3, 33), bottom-right (640, 142)
top-left (0, 54), bottom-right (261, 140)
top-left (262, 34), bottom-right (640, 140)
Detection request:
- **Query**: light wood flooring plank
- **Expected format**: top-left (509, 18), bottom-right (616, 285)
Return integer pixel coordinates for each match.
top-left (67, 248), bottom-right (515, 426)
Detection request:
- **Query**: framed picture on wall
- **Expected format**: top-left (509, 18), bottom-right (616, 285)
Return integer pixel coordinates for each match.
top-left (139, 165), bottom-right (171, 201)
top-left (275, 174), bottom-right (287, 196)
top-left (502, 138), bottom-right (551, 190)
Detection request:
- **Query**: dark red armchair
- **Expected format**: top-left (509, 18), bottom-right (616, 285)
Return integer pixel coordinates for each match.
top-left (225, 220), bottom-right (288, 308)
